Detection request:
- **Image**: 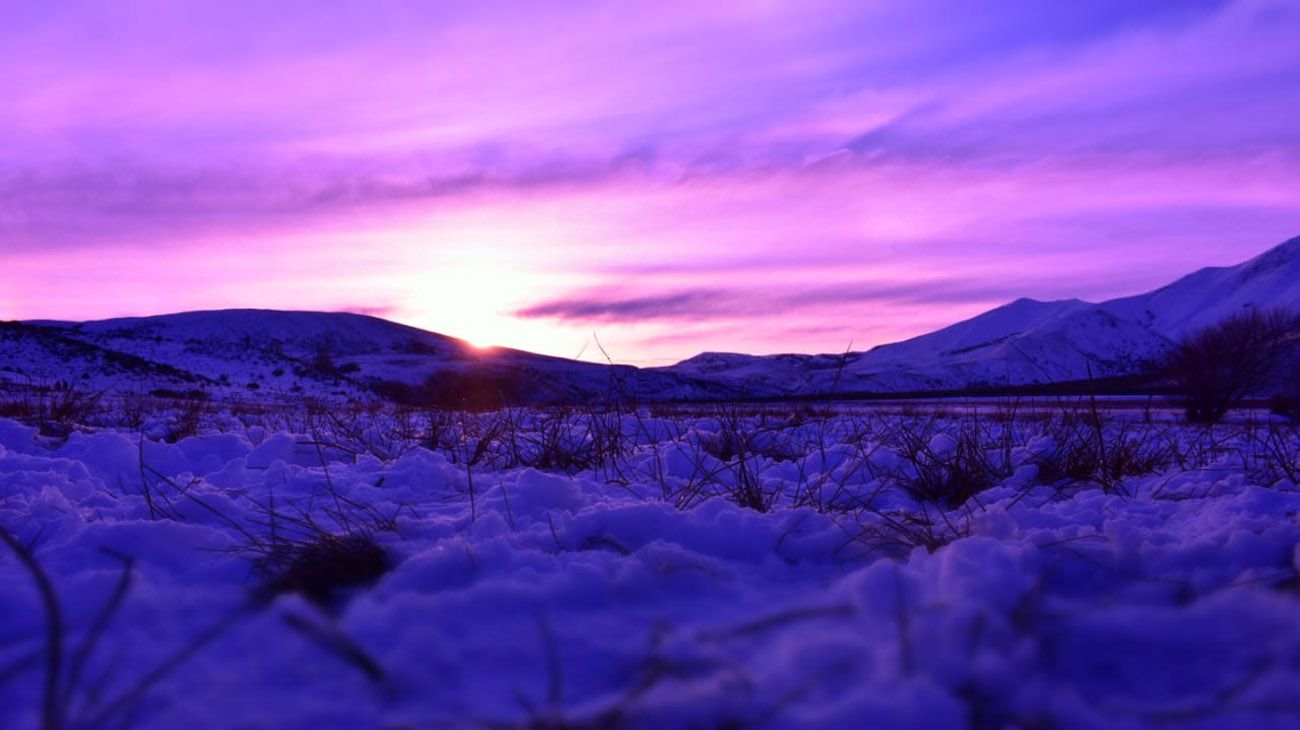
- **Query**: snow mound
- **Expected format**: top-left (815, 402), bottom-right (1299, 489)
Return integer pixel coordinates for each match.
top-left (2, 408), bottom-right (1299, 728)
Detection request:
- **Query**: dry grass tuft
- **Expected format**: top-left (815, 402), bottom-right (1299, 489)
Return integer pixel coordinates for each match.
top-left (253, 532), bottom-right (390, 606)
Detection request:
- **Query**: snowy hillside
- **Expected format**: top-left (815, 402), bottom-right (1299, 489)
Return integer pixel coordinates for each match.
top-left (7, 235), bottom-right (1299, 404)
top-left (662, 235), bottom-right (1300, 395)
top-left (0, 310), bottom-right (730, 404)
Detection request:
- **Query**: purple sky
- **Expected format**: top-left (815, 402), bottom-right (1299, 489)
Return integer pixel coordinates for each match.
top-left (3, 0), bottom-right (1300, 364)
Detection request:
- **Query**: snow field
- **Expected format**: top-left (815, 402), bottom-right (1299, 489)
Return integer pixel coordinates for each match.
top-left (2, 405), bottom-right (1299, 728)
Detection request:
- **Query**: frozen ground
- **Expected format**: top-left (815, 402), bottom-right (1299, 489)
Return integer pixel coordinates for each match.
top-left (2, 401), bottom-right (1299, 729)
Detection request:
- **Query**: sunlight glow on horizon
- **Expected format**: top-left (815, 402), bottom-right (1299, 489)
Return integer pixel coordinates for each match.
top-left (3, 1), bottom-right (1300, 364)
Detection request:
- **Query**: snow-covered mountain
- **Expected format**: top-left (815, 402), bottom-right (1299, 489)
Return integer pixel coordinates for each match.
top-left (0, 310), bottom-right (733, 404)
top-left (661, 234), bottom-right (1300, 395)
top-left (6, 235), bottom-right (1298, 403)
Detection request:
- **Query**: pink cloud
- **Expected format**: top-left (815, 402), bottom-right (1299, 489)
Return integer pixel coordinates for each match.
top-left (3, 0), bottom-right (1299, 364)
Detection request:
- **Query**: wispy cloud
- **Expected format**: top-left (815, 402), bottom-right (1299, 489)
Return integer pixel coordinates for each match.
top-left (516, 291), bottom-right (726, 322)
top-left (3, 0), bottom-right (1300, 362)
top-left (516, 278), bottom-right (1054, 324)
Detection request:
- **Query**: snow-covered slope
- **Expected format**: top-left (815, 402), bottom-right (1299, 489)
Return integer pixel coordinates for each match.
top-left (7, 236), bottom-right (1298, 402)
top-left (1101, 234), bottom-right (1300, 339)
top-left (662, 234), bottom-right (1300, 394)
top-left (4, 408), bottom-right (1300, 727)
top-left (1, 310), bottom-right (731, 403)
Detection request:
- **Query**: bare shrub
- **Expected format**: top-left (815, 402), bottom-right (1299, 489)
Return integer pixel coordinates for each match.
top-left (852, 504), bottom-right (974, 557)
top-left (163, 396), bottom-right (209, 442)
top-left (117, 390), bottom-right (151, 430)
top-left (1269, 393), bottom-right (1300, 421)
top-left (1034, 400), bottom-right (1173, 493)
top-left (1243, 420), bottom-right (1300, 485)
top-left (499, 407), bottom-right (600, 472)
top-left (690, 407), bottom-right (810, 512)
top-left (1269, 367), bottom-right (1300, 421)
top-left (0, 379), bottom-right (104, 439)
top-left (252, 532), bottom-right (390, 606)
top-left (1167, 308), bottom-right (1300, 423)
top-left (888, 419), bottom-right (997, 508)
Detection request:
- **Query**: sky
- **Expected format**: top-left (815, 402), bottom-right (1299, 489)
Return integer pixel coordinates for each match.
top-left (2, 0), bottom-right (1299, 365)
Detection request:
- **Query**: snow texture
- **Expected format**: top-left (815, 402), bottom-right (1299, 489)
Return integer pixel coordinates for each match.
top-left (2, 405), bottom-right (1299, 729)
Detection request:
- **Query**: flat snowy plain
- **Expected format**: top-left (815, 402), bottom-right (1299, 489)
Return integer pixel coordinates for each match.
top-left (2, 398), bottom-right (1299, 729)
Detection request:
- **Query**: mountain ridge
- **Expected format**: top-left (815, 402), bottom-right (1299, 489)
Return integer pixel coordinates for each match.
top-left (4, 235), bottom-right (1298, 402)
top-left (657, 234), bottom-right (1300, 395)
top-left (0, 310), bottom-right (734, 404)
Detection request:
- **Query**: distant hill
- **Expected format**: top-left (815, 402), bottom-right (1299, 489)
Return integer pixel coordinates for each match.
top-left (659, 234), bottom-right (1300, 395)
top-left (0, 310), bottom-right (733, 405)
top-left (7, 235), bottom-right (1298, 404)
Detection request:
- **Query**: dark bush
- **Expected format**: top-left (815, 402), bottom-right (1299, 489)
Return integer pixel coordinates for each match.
top-left (164, 399), bottom-right (208, 442)
top-left (891, 422), bottom-right (996, 508)
top-left (369, 368), bottom-right (545, 409)
top-left (149, 387), bottom-right (211, 401)
top-left (256, 532), bottom-right (389, 606)
top-left (1269, 352), bottom-right (1300, 421)
top-left (311, 342), bottom-right (337, 376)
top-left (1167, 308), bottom-right (1300, 423)
top-left (1271, 389), bottom-right (1300, 421)
top-left (0, 381), bottom-right (104, 438)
